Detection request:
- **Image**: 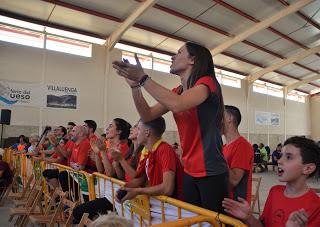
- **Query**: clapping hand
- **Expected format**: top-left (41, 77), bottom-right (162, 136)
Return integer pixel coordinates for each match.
top-left (112, 54), bottom-right (145, 83)
top-left (286, 209), bottom-right (308, 227)
top-left (90, 138), bottom-right (105, 154)
top-left (222, 197), bottom-right (252, 221)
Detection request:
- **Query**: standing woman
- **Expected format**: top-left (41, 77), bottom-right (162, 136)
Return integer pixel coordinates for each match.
top-left (113, 42), bottom-right (228, 212)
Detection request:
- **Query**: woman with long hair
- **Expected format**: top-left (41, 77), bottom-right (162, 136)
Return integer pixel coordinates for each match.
top-left (91, 118), bottom-right (131, 178)
top-left (73, 120), bottom-right (144, 223)
top-left (113, 42), bottom-right (228, 212)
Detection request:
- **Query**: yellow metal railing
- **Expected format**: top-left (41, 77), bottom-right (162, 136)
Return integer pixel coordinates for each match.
top-left (7, 151), bottom-right (247, 227)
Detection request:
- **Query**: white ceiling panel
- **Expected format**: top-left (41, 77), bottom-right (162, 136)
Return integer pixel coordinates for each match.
top-left (223, 0), bottom-right (284, 21)
top-left (304, 59), bottom-right (320, 71)
top-left (136, 8), bottom-right (188, 34)
top-left (288, 25), bottom-right (320, 46)
top-left (264, 38), bottom-right (301, 56)
top-left (271, 14), bottom-right (310, 36)
top-left (225, 42), bottom-right (257, 57)
top-left (242, 50), bottom-right (277, 66)
top-left (123, 27), bottom-right (168, 48)
top-left (158, 0), bottom-right (215, 19)
top-left (0, 0), bottom-right (54, 21)
top-left (246, 29), bottom-right (281, 47)
top-left (174, 23), bottom-right (227, 48)
top-left (279, 64), bottom-right (311, 78)
top-left (61, 0), bottom-right (138, 20)
top-left (224, 60), bottom-right (257, 74)
top-left (49, 6), bottom-right (119, 36)
top-left (213, 54), bottom-right (236, 67)
top-left (297, 54), bottom-right (320, 65)
top-left (197, 4), bottom-right (253, 35)
top-left (156, 38), bottom-right (185, 53)
top-left (292, 0), bottom-right (320, 21)
top-left (299, 83), bottom-right (317, 91)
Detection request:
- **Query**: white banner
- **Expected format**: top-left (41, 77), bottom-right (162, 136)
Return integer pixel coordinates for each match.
top-left (46, 84), bottom-right (79, 109)
top-left (0, 80), bottom-right (44, 107)
top-left (255, 111), bottom-right (280, 126)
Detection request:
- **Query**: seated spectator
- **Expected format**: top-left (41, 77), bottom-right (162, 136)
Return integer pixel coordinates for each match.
top-left (117, 117), bottom-right (183, 202)
top-left (11, 135), bottom-right (28, 152)
top-left (253, 144), bottom-right (261, 164)
top-left (83, 120), bottom-right (98, 173)
top-left (259, 143), bottom-right (268, 171)
top-left (58, 125), bottom-right (91, 202)
top-left (222, 105), bottom-right (253, 204)
top-left (39, 126), bottom-right (67, 158)
top-left (91, 118), bottom-right (131, 178)
top-left (223, 136), bottom-right (320, 227)
top-left (72, 121), bottom-right (144, 224)
top-left (66, 122), bottom-right (76, 140)
top-left (90, 213), bottom-right (133, 227)
top-left (0, 154), bottom-right (13, 193)
top-left (27, 134), bottom-right (40, 153)
top-left (271, 143), bottom-right (282, 169)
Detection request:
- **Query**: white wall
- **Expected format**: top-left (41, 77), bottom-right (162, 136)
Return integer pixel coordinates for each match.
top-left (310, 95), bottom-right (320, 141)
top-left (0, 40), bottom-right (312, 148)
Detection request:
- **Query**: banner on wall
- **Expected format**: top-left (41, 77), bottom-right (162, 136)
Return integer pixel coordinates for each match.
top-left (46, 84), bottom-right (79, 109)
top-left (255, 111), bottom-right (280, 126)
top-left (0, 80), bottom-right (45, 107)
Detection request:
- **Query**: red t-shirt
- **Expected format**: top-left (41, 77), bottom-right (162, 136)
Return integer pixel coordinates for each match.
top-left (86, 134), bottom-right (98, 171)
top-left (70, 138), bottom-right (91, 166)
top-left (172, 76), bottom-right (228, 177)
top-left (260, 185), bottom-right (320, 227)
top-left (137, 142), bottom-right (183, 200)
top-left (223, 136), bottom-right (253, 203)
top-left (124, 151), bottom-right (142, 182)
top-left (105, 141), bottom-right (129, 163)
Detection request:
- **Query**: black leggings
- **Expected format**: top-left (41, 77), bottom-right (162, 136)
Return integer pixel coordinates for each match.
top-left (183, 172), bottom-right (229, 213)
top-left (72, 197), bottom-right (113, 224)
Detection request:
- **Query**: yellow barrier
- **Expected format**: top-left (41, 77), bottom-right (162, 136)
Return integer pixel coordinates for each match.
top-left (92, 172), bottom-right (247, 227)
top-left (6, 151), bottom-right (246, 227)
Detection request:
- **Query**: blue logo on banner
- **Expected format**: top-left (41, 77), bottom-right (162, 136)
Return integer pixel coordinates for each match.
top-left (0, 96), bottom-right (18, 105)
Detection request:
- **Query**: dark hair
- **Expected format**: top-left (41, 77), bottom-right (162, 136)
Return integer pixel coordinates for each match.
top-left (68, 122), bottom-right (76, 127)
top-left (124, 144), bottom-right (144, 170)
top-left (17, 135), bottom-right (26, 143)
top-left (225, 105), bottom-right (241, 127)
top-left (253, 144), bottom-right (258, 150)
top-left (101, 133), bottom-right (106, 138)
top-left (284, 136), bottom-right (320, 177)
top-left (143, 117), bottom-right (166, 137)
top-left (114, 118), bottom-right (131, 142)
top-left (185, 42), bottom-right (224, 130)
top-left (59, 126), bottom-right (67, 136)
top-left (84, 120), bottom-right (97, 132)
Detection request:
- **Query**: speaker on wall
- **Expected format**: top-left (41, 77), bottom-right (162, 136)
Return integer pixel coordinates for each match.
top-left (0, 109), bottom-right (11, 125)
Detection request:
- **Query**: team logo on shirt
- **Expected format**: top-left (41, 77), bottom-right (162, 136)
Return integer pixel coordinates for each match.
top-left (273, 209), bottom-right (285, 223)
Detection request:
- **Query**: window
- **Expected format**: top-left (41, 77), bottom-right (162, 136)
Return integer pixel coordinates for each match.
top-left (215, 69), bottom-right (242, 88)
top-left (287, 91), bottom-right (306, 103)
top-left (0, 15), bottom-right (94, 57)
top-left (153, 58), bottom-right (171, 73)
top-left (46, 35), bottom-right (92, 57)
top-left (0, 24), bottom-right (44, 48)
top-left (253, 80), bottom-right (306, 103)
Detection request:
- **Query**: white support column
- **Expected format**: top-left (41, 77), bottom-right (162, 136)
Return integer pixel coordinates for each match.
top-left (39, 32), bottom-right (47, 135)
top-left (103, 47), bottom-right (111, 126)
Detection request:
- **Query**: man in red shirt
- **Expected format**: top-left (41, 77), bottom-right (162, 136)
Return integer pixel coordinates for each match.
top-left (59, 125), bottom-right (91, 202)
top-left (84, 120), bottom-right (98, 173)
top-left (117, 117), bottom-right (183, 202)
top-left (222, 105), bottom-right (253, 204)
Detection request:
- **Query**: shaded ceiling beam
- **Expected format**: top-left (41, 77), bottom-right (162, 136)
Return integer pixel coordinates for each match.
top-left (13, 1), bottom-right (319, 89)
top-left (150, 2), bottom-right (320, 80)
top-left (248, 44), bottom-right (320, 83)
top-left (286, 73), bottom-right (320, 92)
top-left (105, 0), bottom-right (157, 49)
top-left (213, 0), bottom-right (320, 58)
top-left (210, 0), bottom-right (312, 55)
top-left (277, 0), bottom-right (320, 30)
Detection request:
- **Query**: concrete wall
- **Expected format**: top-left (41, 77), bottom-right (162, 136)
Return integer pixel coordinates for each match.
top-left (0, 40), bottom-right (312, 148)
